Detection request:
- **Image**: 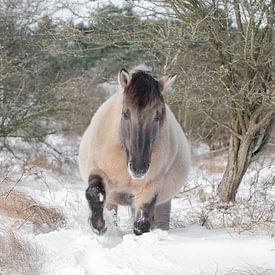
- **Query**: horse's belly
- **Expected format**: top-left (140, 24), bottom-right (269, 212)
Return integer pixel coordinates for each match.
top-left (108, 191), bottom-right (134, 206)
top-left (157, 154), bottom-right (190, 203)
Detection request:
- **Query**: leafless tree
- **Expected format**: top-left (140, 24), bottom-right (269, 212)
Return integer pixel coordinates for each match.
top-left (0, 1), bottom-right (54, 144)
top-left (133, 0), bottom-right (274, 202)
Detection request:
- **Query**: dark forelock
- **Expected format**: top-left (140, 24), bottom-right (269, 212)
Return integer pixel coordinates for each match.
top-left (124, 71), bottom-right (163, 109)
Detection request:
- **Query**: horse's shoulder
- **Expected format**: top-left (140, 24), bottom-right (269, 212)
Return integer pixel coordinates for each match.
top-left (86, 92), bottom-right (121, 135)
top-left (94, 92), bottom-right (121, 119)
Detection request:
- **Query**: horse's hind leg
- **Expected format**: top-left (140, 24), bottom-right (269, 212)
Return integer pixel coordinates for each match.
top-left (153, 200), bottom-right (171, 230)
top-left (85, 174), bottom-right (107, 235)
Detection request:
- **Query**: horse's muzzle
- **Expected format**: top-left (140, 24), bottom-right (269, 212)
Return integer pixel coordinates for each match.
top-left (127, 162), bottom-right (150, 180)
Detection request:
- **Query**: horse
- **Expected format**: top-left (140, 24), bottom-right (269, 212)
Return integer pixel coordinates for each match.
top-left (79, 67), bottom-right (191, 235)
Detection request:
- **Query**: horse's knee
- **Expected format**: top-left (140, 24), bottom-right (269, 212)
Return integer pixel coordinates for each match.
top-left (86, 175), bottom-right (105, 206)
top-left (86, 174), bottom-right (106, 234)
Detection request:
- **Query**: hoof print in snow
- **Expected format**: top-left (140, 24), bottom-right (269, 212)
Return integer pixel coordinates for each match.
top-left (134, 219), bottom-right (150, 235)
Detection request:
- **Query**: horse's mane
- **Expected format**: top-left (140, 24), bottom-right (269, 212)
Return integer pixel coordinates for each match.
top-left (129, 64), bottom-right (154, 75)
top-left (124, 70), bottom-right (163, 110)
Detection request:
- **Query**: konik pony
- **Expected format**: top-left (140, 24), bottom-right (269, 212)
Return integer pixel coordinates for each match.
top-left (79, 67), bottom-right (191, 235)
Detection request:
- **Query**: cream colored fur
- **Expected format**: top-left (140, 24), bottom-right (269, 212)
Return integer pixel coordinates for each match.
top-left (79, 89), bottom-right (191, 208)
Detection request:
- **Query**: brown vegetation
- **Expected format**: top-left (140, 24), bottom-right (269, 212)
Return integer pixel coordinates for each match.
top-left (27, 154), bottom-right (64, 175)
top-left (0, 229), bottom-right (41, 275)
top-left (0, 191), bottom-right (65, 233)
top-left (193, 155), bottom-right (226, 174)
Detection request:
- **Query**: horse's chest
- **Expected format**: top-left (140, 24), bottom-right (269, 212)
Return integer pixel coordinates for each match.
top-left (97, 145), bottom-right (130, 186)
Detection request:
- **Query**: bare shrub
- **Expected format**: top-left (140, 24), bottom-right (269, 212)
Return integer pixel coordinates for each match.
top-left (52, 69), bottom-right (109, 134)
top-left (0, 228), bottom-right (41, 275)
top-left (196, 164), bottom-right (275, 234)
top-left (0, 191), bottom-right (65, 233)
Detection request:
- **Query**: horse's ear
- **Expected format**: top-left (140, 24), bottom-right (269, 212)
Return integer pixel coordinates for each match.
top-left (118, 68), bottom-right (131, 89)
top-left (159, 74), bottom-right (177, 93)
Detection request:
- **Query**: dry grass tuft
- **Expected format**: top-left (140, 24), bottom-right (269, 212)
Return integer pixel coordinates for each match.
top-left (26, 154), bottom-right (64, 175)
top-left (0, 191), bottom-right (66, 233)
top-left (0, 229), bottom-right (41, 275)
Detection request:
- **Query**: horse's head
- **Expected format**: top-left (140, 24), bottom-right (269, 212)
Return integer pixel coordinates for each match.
top-left (118, 68), bottom-right (176, 180)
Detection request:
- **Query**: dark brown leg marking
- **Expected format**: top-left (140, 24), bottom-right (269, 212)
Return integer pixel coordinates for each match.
top-left (86, 175), bottom-right (106, 235)
top-left (134, 195), bottom-right (157, 236)
top-left (153, 200), bottom-right (171, 230)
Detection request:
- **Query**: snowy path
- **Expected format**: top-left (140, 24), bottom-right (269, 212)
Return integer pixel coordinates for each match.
top-left (30, 182), bottom-right (275, 275)
top-left (35, 224), bottom-right (275, 275)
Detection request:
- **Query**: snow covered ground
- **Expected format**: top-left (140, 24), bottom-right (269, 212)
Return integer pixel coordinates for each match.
top-left (0, 135), bottom-right (274, 274)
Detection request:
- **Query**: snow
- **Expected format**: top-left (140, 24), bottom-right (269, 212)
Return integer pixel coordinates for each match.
top-left (34, 225), bottom-right (275, 275)
top-left (1, 135), bottom-right (275, 274)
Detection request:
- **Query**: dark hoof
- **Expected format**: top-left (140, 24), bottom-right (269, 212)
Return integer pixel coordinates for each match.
top-left (92, 226), bottom-right (107, 235)
top-left (89, 217), bottom-right (106, 235)
top-left (134, 219), bottom-right (150, 236)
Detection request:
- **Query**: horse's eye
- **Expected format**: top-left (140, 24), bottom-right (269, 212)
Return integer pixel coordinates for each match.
top-left (122, 111), bottom-right (130, 120)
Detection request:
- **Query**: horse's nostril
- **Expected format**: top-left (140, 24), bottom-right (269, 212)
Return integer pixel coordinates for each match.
top-left (139, 166), bottom-right (148, 175)
top-left (128, 162), bottom-right (133, 169)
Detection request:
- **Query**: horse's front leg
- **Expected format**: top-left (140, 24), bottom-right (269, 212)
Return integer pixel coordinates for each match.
top-left (133, 191), bottom-right (158, 236)
top-left (85, 174), bottom-right (107, 235)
